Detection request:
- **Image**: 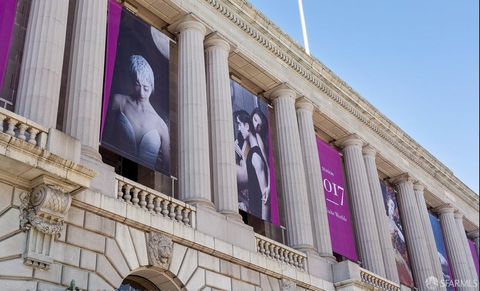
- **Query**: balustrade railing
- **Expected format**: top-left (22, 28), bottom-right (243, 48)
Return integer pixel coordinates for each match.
top-left (0, 107), bottom-right (48, 148)
top-left (255, 233), bottom-right (307, 270)
top-left (116, 175), bottom-right (196, 227)
top-left (360, 268), bottom-right (400, 291)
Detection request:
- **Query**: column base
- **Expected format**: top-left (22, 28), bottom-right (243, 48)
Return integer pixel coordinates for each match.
top-left (293, 244), bottom-right (317, 255)
top-left (220, 210), bottom-right (243, 223)
top-left (307, 252), bottom-right (334, 282)
top-left (184, 198), bottom-right (216, 210)
top-left (195, 204), bottom-right (256, 252)
top-left (80, 153), bottom-right (116, 197)
top-left (81, 145), bottom-right (102, 162)
top-left (318, 253), bottom-right (337, 264)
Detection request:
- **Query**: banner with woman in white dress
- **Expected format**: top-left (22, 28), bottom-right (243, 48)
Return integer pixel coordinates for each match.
top-left (101, 0), bottom-right (171, 175)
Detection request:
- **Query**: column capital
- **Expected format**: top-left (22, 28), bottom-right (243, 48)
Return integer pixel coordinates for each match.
top-left (336, 133), bottom-right (365, 148)
top-left (265, 83), bottom-right (297, 101)
top-left (453, 210), bottom-right (464, 220)
top-left (295, 97), bottom-right (314, 112)
top-left (362, 145), bottom-right (377, 157)
top-left (435, 204), bottom-right (455, 215)
top-left (413, 182), bottom-right (426, 192)
top-left (205, 32), bottom-right (230, 52)
top-left (168, 14), bottom-right (207, 35)
top-left (389, 173), bottom-right (415, 185)
top-left (468, 229), bottom-right (479, 239)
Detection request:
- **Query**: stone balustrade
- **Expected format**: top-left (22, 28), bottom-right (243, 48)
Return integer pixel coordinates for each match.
top-left (116, 175), bottom-right (196, 227)
top-left (255, 233), bottom-right (307, 270)
top-left (359, 268), bottom-right (400, 291)
top-left (0, 107), bottom-right (48, 148)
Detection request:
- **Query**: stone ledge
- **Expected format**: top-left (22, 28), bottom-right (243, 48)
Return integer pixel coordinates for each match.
top-left (0, 131), bottom-right (96, 193)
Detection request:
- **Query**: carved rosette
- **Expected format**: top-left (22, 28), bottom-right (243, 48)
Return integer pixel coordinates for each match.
top-left (147, 232), bottom-right (173, 269)
top-left (280, 279), bottom-right (297, 291)
top-left (20, 184), bottom-right (72, 238)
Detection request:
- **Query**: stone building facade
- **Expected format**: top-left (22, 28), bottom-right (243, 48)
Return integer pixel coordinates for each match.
top-left (0, 0), bottom-right (478, 291)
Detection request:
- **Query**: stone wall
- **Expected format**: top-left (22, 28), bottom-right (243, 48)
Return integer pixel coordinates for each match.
top-left (0, 180), bottom-right (317, 291)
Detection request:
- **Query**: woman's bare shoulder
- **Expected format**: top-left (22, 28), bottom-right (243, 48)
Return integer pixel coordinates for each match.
top-left (111, 94), bottom-right (129, 109)
top-left (155, 115), bottom-right (169, 135)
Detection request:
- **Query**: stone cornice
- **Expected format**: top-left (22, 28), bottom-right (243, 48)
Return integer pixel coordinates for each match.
top-left (0, 131), bottom-right (96, 193)
top-left (201, 0), bottom-right (477, 208)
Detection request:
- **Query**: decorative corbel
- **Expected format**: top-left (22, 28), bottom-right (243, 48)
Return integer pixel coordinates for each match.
top-left (19, 177), bottom-right (75, 269)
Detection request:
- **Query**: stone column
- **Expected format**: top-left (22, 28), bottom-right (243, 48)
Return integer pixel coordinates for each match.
top-left (295, 98), bottom-right (333, 259)
top-left (204, 34), bottom-right (239, 219)
top-left (454, 211), bottom-right (478, 283)
top-left (64, 0), bottom-right (107, 160)
top-left (437, 205), bottom-right (474, 291)
top-left (468, 229), bottom-right (479, 257)
top-left (413, 183), bottom-right (445, 286)
top-left (269, 85), bottom-right (315, 252)
top-left (171, 16), bottom-right (213, 208)
top-left (362, 146), bottom-right (399, 283)
top-left (15, 0), bottom-right (69, 128)
top-left (338, 134), bottom-right (386, 277)
top-left (391, 174), bottom-right (433, 290)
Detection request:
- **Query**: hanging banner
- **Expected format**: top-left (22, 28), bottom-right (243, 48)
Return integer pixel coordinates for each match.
top-left (231, 80), bottom-right (279, 224)
top-left (429, 213), bottom-right (455, 291)
top-left (101, 0), bottom-right (171, 175)
top-left (468, 240), bottom-right (479, 276)
top-left (0, 0), bottom-right (17, 89)
top-left (380, 181), bottom-right (415, 287)
top-left (316, 139), bottom-right (357, 261)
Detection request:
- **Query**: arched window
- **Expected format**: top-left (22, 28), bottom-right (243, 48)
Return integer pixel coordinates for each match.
top-left (118, 275), bottom-right (158, 291)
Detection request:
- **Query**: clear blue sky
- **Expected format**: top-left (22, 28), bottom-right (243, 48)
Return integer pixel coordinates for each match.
top-left (248, 0), bottom-right (479, 194)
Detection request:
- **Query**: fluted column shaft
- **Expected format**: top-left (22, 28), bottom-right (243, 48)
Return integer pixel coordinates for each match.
top-left (296, 98), bottom-right (333, 258)
top-left (413, 183), bottom-right (445, 286)
top-left (393, 175), bottom-right (433, 290)
top-left (15, 0), bottom-right (69, 128)
top-left (438, 206), bottom-right (475, 291)
top-left (271, 87), bottom-right (315, 252)
top-left (64, 0), bottom-right (107, 158)
top-left (205, 36), bottom-right (239, 218)
top-left (454, 212), bottom-right (478, 283)
top-left (339, 135), bottom-right (385, 277)
top-left (175, 19), bottom-right (212, 207)
top-left (362, 147), bottom-right (399, 283)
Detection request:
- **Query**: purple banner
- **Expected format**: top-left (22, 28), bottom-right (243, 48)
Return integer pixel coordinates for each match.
top-left (102, 0), bottom-right (171, 175)
top-left (380, 181), bottom-right (415, 287)
top-left (0, 0), bottom-right (17, 89)
top-left (468, 240), bottom-right (479, 276)
top-left (316, 139), bottom-right (357, 261)
top-left (231, 80), bottom-right (278, 224)
top-left (429, 213), bottom-right (455, 291)
top-left (101, 0), bottom-right (122, 138)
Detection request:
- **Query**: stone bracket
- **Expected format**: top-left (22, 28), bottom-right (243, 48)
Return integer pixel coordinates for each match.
top-left (20, 182), bottom-right (73, 269)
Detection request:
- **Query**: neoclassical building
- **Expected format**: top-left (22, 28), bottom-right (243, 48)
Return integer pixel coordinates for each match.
top-left (0, 0), bottom-right (478, 290)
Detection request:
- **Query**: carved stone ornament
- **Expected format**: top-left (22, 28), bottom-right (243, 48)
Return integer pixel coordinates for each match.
top-left (147, 232), bottom-right (173, 269)
top-left (280, 279), bottom-right (297, 291)
top-left (19, 184), bottom-right (72, 238)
